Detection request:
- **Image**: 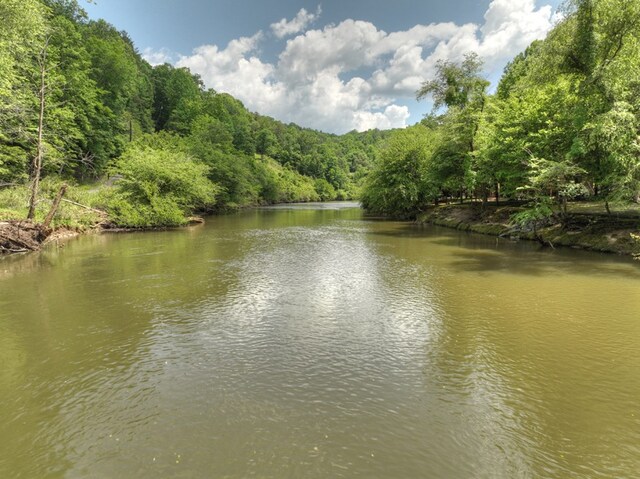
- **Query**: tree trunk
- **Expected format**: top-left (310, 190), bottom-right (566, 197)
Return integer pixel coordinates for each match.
top-left (605, 199), bottom-right (611, 215)
top-left (495, 182), bottom-right (500, 206)
top-left (27, 40), bottom-right (48, 221)
top-left (43, 184), bottom-right (67, 229)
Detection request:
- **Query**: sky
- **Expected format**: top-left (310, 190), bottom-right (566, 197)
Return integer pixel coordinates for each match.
top-left (83, 0), bottom-right (563, 134)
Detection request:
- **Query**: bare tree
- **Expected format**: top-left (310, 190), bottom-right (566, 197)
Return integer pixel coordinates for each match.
top-left (27, 37), bottom-right (49, 221)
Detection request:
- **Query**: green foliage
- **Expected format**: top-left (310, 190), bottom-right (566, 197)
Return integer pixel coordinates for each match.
top-left (417, 52), bottom-right (489, 110)
top-left (105, 143), bottom-right (217, 227)
top-left (256, 129), bottom-right (278, 157)
top-left (314, 178), bottom-right (336, 201)
top-left (510, 197), bottom-right (555, 238)
top-left (1, 1), bottom-right (390, 227)
top-left (363, 0), bottom-right (640, 219)
top-left (361, 125), bottom-right (439, 217)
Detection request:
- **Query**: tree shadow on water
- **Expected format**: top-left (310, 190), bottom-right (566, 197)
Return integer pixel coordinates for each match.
top-left (447, 247), bottom-right (640, 279)
top-left (365, 223), bottom-right (640, 279)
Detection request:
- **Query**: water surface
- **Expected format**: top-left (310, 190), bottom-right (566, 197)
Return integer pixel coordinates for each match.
top-left (1, 202), bottom-right (639, 478)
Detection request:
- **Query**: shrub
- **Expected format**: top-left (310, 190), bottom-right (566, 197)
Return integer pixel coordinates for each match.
top-left (106, 145), bottom-right (217, 227)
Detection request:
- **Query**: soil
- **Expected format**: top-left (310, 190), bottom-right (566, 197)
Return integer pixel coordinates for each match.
top-left (0, 221), bottom-right (50, 253)
top-left (0, 221), bottom-right (83, 254)
top-left (417, 203), bottom-right (640, 257)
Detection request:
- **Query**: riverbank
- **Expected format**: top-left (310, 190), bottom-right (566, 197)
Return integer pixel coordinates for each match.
top-left (0, 220), bottom-right (87, 254)
top-left (417, 203), bottom-right (640, 257)
top-left (4, 201), bottom-right (640, 258)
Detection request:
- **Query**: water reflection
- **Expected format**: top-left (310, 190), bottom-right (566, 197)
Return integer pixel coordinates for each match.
top-left (1, 203), bottom-right (639, 478)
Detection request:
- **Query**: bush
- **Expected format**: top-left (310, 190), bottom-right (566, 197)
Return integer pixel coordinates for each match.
top-left (106, 144), bottom-right (217, 227)
top-left (314, 178), bottom-right (336, 201)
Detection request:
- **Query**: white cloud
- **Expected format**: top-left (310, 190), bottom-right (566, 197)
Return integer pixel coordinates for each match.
top-left (478, 0), bottom-right (554, 63)
top-left (142, 47), bottom-right (175, 66)
top-left (270, 6), bottom-right (322, 39)
top-left (174, 0), bottom-right (557, 134)
top-left (354, 105), bottom-right (411, 132)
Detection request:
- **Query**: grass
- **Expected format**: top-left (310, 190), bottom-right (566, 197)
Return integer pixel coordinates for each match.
top-left (0, 179), bottom-right (108, 229)
top-left (566, 201), bottom-right (640, 217)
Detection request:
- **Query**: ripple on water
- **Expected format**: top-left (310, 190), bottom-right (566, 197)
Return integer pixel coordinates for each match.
top-left (1, 206), bottom-right (640, 478)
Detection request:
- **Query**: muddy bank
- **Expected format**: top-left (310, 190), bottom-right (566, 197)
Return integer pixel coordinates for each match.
top-left (417, 204), bottom-right (640, 256)
top-left (0, 221), bottom-right (84, 254)
top-left (0, 221), bottom-right (50, 253)
top-left (0, 216), bottom-right (205, 255)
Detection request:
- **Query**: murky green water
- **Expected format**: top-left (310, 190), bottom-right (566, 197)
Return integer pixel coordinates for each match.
top-left (1, 202), bottom-right (639, 478)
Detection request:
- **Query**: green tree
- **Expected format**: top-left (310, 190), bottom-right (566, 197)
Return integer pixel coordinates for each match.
top-left (417, 53), bottom-right (490, 202)
top-left (361, 125), bottom-right (440, 217)
top-left (256, 129), bottom-right (278, 158)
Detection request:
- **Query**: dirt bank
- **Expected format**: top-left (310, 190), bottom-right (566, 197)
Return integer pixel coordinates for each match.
top-left (0, 221), bottom-right (83, 254)
top-left (0, 221), bottom-right (50, 253)
top-left (417, 204), bottom-right (640, 257)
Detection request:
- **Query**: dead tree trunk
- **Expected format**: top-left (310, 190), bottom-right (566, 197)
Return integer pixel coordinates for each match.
top-left (27, 39), bottom-right (49, 221)
top-left (43, 184), bottom-right (67, 229)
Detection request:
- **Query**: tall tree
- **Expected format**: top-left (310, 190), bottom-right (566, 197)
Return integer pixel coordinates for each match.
top-left (416, 53), bottom-right (490, 202)
top-left (27, 38), bottom-right (50, 220)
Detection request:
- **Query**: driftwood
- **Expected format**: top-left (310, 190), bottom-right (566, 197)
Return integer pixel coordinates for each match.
top-left (61, 198), bottom-right (107, 215)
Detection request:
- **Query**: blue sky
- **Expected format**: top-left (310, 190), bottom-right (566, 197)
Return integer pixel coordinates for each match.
top-left (84, 0), bottom-right (562, 133)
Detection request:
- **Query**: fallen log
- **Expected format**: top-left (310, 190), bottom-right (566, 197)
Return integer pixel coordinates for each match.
top-left (61, 197), bottom-right (107, 215)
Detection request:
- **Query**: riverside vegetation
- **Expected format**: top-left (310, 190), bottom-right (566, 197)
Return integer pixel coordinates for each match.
top-left (0, 0), bottom-right (389, 251)
top-left (1, 0), bottom-right (639, 256)
top-left (360, 0), bottom-right (640, 256)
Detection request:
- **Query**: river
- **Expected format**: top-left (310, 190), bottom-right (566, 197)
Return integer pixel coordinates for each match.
top-left (1, 202), bottom-right (639, 478)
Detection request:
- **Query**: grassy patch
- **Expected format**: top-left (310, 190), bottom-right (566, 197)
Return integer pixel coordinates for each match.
top-left (0, 179), bottom-right (108, 229)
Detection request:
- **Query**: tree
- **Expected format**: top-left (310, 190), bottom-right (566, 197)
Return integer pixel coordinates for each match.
top-left (360, 125), bottom-right (440, 217)
top-left (416, 53), bottom-right (490, 202)
top-left (417, 52), bottom-right (489, 111)
top-left (106, 142), bottom-right (217, 226)
top-left (256, 129), bottom-right (278, 158)
top-left (151, 64), bottom-right (203, 132)
top-left (27, 38), bottom-right (50, 220)
top-left (0, 0), bottom-right (47, 182)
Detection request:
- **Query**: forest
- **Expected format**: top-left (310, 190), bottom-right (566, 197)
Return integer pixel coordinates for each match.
top-left (0, 0), bottom-right (389, 230)
top-left (1, 0), bottom-right (639, 241)
top-left (361, 0), bottom-right (640, 225)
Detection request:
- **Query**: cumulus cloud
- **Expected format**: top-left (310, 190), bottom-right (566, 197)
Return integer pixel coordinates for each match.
top-left (478, 0), bottom-right (554, 62)
top-left (270, 6), bottom-right (322, 39)
top-left (174, 0), bottom-right (556, 133)
top-left (142, 47), bottom-right (175, 66)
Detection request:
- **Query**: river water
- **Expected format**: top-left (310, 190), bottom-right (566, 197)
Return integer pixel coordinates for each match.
top-left (1, 202), bottom-right (639, 478)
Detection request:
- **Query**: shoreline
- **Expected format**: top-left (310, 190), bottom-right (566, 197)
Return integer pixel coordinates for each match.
top-left (417, 204), bottom-right (640, 257)
top-left (3, 202), bottom-right (640, 258)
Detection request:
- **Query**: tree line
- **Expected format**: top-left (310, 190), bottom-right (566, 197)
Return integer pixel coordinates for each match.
top-left (0, 0), bottom-right (390, 226)
top-left (4, 0), bottom-right (637, 229)
top-left (361, 0), bottom-right (640, 221)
